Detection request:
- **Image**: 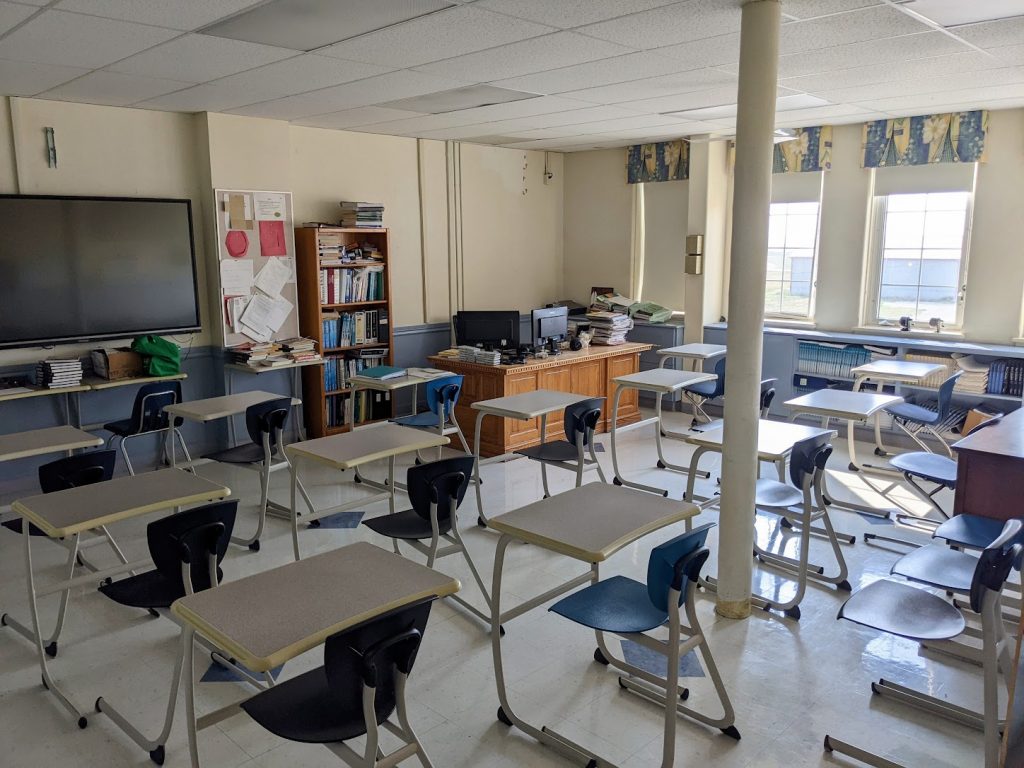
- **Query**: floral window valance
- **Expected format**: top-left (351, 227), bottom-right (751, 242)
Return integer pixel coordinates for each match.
top-left (862, 110), bottom-right (988, 168)
top-left (626, 140), bottom-right (689, 183)
top-left (773, 126), bottom-right (832, 173)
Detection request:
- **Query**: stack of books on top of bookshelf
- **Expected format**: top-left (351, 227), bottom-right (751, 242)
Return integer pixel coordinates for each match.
top-left (36, 358), bottom-right (84, 388)
top-left (339, 201), bottom-right (383, 228)
top-left (228, 341), bottom-right (281, 368)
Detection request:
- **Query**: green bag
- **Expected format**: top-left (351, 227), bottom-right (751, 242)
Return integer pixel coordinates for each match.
top-left (131, 335), bottom-right (181, 376)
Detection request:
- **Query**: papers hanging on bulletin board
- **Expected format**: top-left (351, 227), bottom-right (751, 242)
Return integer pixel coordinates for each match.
top-left (214, 188), bottom-right (299, 347)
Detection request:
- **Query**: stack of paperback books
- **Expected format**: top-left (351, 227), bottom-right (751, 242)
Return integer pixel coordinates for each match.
top-left (36, 358), bottom-right (84, 388)
top-left (339, 201), bottom-right (384, 228)
top-left (227, 342), bottom-right (281, 368)
top-left (279, 337), bottom-right (320, 364)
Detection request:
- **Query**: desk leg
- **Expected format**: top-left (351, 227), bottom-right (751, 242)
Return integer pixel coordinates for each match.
top-left (290, 456), bottom-right (302, 561)
top-left (225, 368), bottom-right (237, 447)
top-left (539, 413), bottom-right (551, 498)
top-left (388, 456), bottom-right (400, 555)
top-left (473, 410), bottom-right (488, 527)
top-left (611, 385), bottom-right (669, 498)
top-left (183, 627), bottom-right (200, 768)
top-left (293, 366), bottom-right (306, 443)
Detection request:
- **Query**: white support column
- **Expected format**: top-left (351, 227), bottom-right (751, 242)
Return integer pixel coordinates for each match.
top-left (716, 0), bottom-right (781, 619)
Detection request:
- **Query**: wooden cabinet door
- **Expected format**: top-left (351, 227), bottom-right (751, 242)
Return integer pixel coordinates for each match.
top-left (538, 366), bottom-right (572, 439)
top-left (606, 352), bottom-right (640, 430)
top-left (506, 372), bottom-right (540, 447)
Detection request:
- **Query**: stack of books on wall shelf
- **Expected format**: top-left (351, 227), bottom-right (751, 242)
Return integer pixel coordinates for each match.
top-left (321, 265), bottom-right (385, 304)
top-left (339, 201), bottom-right (384, 228)
top-left (36, 359), bottom-right (83, 388)
top-left (279, 337), bottom-right (321, 364)
top-left (905, 352), bottom-right (956, 388)
top-left (586, 311), bottom-right (633, 345)
top-left (952, 355), bottom-right (989, 394)
top-left (986, 360), bottom-right (1024, 397)
top-left (322, 309), bottom-right (388, 348)
top-left (227, 342), bottom-right (281, 368)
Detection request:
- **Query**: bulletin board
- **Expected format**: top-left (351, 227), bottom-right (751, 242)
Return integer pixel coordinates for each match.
top-left (213, 188), bottom-right (300, 347)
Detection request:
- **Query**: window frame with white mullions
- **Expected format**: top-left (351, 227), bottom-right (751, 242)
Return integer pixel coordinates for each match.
top-left (864, 163), bottom-right (977, 330)
top-left (764, 171), bottom-right (823, 320)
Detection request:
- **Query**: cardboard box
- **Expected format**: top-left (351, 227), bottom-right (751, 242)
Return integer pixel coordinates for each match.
top-left (963, 407), bottom-right (999, 436)
top-left (91, 348), bottom-right (144, 381)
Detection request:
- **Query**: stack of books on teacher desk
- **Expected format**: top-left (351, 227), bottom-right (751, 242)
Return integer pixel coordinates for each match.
top-left (586, 311), bottom-right (633, 345)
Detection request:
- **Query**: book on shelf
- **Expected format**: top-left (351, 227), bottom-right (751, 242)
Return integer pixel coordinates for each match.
top-left (339, 201), bottom-right (384, 228)
top-left (322, 309), bottom-right (388, 348)
top-left (35, 358), bottom-right (84, 388)
top-left (320, 265), bottom-right (385, 304)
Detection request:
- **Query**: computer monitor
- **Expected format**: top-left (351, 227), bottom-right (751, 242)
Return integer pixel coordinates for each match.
top-left (531, 306), bottom-right (569, 351)
top-left (453, 310), bottom-right (520, 350)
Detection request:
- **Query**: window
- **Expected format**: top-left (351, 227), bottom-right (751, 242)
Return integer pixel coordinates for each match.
top-left (765, 201), bottom-right (819, 317)
top-left (871, 191), bottom-right (971, 325)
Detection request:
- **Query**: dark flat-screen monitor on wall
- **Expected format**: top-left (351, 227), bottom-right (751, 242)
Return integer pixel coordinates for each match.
top-left (453, 310), bottom-right (520, 350)
top-left (0, 195), bottom-right (201, 349)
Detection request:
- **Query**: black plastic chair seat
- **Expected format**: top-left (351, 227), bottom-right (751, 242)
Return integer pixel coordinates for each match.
top-left (891, 545), bottom-right (977, 593)
top-left (2, 517), bottom-right (46, 536)
top-left (241, 665), bottom-right (392, 744)
top-left (838, 579), bottom-right (965, 641)
top-left (682, 380), bottom-right (718, 398)
top-left (204, 443), bottom-right (267, 465)
top-left (516, 440), bottom-right (581, 463)
top-left (363, 509), bottom-right (453, 540)
top-left (391, 412), bottom-right (444, 429)
top-left (102, 418), bottom-right (137, 437)
top-left (549, 575), bottom-right (669, 633)
top-left (889, 452), bottom-right (957, 486)
top-left (934, 514), bottom-right (1005, 550)
top-left (99, 571), bottom-right (185, 610)
top-left (886, 401), bottom-right (940, 425)
top-left (753, 478), bottom-right (804, 509)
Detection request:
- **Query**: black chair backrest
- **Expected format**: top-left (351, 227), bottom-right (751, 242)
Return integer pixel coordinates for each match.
top-left (789, 433), bottom-right (833, 490)
top-left (244, 397), bottom-right (292, 450)
top-left (38, 449), bottom-right (116, 493)
top-left (970, 518), bottom-right (1024, 614)
top-left (936, 371), bottom-right (964, 421)
top-left (563, 397), bottom-right (604, 446)
top-left (759, 378), bottom-right (778, 414)
top-left (407, 456), bottom-right (474, 523)
top-left (325, 597), bottom-right (436, 727)
top-left (131, 381), bottom-right (182, 433)
top-left (708, 356), bottom-right (727, 399)
top-left (147, 500), bottom-right (237, 593)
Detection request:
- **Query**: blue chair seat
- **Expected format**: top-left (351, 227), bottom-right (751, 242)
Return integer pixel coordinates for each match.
top-left (391, 412), bottom-right (444, 429)
top-left (516, 440), bottom-right (581, 463)
top-left (363, 508), bottom-right (453, 539)
top-left (549, 575), bottom-right (669, 633)
top-left (934, 514), bottom-right (1008, 550)
top-left (682, 380), bottom-right (718, 398)
top-left (889, 451), bottom-right (957, 486)
top-left (753, 478), bottom-right (804, 509)
top-left (891, 544), bottom-right (977, 593)
top-left (837, 579), bottom-right (965, 641)
top-left (204, 443), bottom-right (266, 465)
top-left (885, 402), bottom-right (940, 425)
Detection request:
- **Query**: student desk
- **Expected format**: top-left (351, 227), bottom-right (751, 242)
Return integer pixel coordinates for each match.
top-left (850, 359), bottom-right (946, 460)
top-left (349, 369), bottom-right (451, 428)
top-left (4, 469), bottom-right (229, 727)
top-left (285, 424), bottom-right (448, 560)
top-left (165, 390), bottom-right (302, 452)
top-left (656, 343), bottom-right (726, 370)
top-left (172, 541), bottom-right (459, 768)
top-left (609, 368), bottom-right (717, 497)
top-left (952, 408), bottom-right (1024, 521)
top-left (224, 359), bottom-right (321, 442)
top-left (0, 425), bottom-right (102, 463)
top-left (488, 484), bottom-right (698, 767)
top-left (470, 390), bottom-right (592, 526)
top-left (785, 389), bottom-right (904, 518)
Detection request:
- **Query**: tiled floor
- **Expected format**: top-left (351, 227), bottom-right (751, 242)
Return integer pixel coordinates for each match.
top-left (0, 410), bottom-right (990, 767)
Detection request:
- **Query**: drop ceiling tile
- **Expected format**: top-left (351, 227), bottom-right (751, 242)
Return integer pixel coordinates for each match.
top-left (414, 31), bottom-right (632, 81)
top-left (772, 103), bottom-right (882, 125)
top-left (780, 0), bottom-right (882, 20)
top-left (40, 70), bottom-right (190, 106)
top-left (810, 66), bottom-right (1024, 103)
top-left (107, 34), bottom-right (297, 84)
top-left (990, 43), bottom-right (1024, 65)
top-left (0, 2), bottom-right (36, 35)
top-left (199, 0), bottom-right (453, 52)
top-left (950, 16), bottom-right (1024, 49)
top-left (780, 5), bottom-right (932, 56)
top-left (136, 54), bottom-right (396, 113)
top-left (907, 0), bottom-right (1024, 27)
top-left (474, 0), bottom-right (678, 28)
top-left (854, 84), bottom-right (1024, 113)
top-left (653, 32), bottom-right (740, 69)
top-left (490, 51), bottom-right (700, 94)
top-left (319, 5), bottom-right (552, 68)
top-left (556, 67), bottom-right (735, 105)
top-left (616, 84), bottom-right (782, 114)
top-left (292, 106), bottom-right (427, 129)
top-left (781, 50), bottom-right (1002, 93)
top-left (0, 58), bottom-right (88, 96)
top-left (0, 10), bottom-right (178, 69)
top-left (380, 85), bottom-right (538, 114)
top-left (577, 0), bottom-right (742, 50)
top-left (225, 69), bottom-right (471, 119)
top-left (54, 0), bottom-right (266, 31)
top-left (8, 0), bottom-right (48, 5)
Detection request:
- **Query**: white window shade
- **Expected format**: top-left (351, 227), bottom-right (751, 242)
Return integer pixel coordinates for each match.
top-left (640, 180), bottom-right (688, 311)
top-left (873, 162), bottom-right (976, 196)
top-left (770, 171), bottom-right (823, 204)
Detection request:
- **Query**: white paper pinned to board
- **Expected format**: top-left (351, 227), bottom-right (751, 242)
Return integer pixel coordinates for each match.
top-left (220, 259), bottom-right (253, 296)
top-left (253, 257), bottom-right (291, 298)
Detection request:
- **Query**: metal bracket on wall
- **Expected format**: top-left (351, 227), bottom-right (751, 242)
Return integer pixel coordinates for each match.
top-left (44, 127), bottom-right (57, 168)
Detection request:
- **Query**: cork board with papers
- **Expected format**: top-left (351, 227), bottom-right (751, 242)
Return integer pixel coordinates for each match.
top-left (214, 189), bottom-right (299, 347)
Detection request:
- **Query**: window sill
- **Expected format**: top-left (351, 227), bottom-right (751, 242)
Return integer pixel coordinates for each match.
top-left (1013, 338), bottom-right (1024, 347)
top-left (853, 325), bottom-right (965, 340)
top-left (764, 318), bottom-right (817, 330)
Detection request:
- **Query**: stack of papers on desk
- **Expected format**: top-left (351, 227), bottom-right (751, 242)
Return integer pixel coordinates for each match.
top-left (475, 349), bottom-right (501, 366)
top-left (458, 346), bottom-right (479, 362)
top-left (586, 311), bottom-right (633, 345)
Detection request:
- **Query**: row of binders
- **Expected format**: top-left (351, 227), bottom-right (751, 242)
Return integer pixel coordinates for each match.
top-left (35, 359), bottom-right (83, 389)
top-left (796, 342), bottom-right (874, 380)
top-left (326, 390), bottom-right (391, 428)
top-left (320, 265), bottom-right (385, 305)
top-left (322, 309), bottom-right (388, 348)
top-left (988, 360), bottom-right (1024, 396)
top-left (323, 350), bottom-right (387, 392)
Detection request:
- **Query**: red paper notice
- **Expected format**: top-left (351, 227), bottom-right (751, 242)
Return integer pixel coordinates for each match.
top-left (259, 220), bottom-right (286, 257)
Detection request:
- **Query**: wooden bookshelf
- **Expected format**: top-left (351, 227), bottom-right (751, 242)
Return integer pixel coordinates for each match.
top-left (295, 226), bottom-right (394, 437)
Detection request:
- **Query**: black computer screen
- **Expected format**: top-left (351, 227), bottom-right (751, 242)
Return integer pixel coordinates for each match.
top-left (454, 310), bottom-right (520, 349)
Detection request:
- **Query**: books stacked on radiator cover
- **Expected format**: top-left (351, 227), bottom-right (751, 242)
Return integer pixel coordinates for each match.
top-left (586, 311), bottom-right (633, 345)
top-left (36, 358), bottom-right (83, 388)
top-left (228, 342), bottom-right (281, 368)
top-left (339, 201), bottom-right (384, 228)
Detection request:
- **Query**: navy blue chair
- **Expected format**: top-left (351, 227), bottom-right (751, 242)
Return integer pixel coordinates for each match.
top-left (825, 519), bottom-right (1021, 768)
top-left (391, 374), bottom-right (471, 458)
top-left (103, 381), bottom-right (191, 475)
top-left (884, 370), bottom-right (963, 456)
top-left (549, 523), bottom-right (738, 765)
top-left (240, 597), bottom-right (439, 768)
top-left (680, 356), bottom-right (726, 426)
top-left (515, 397), bottom-right (606, 497)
